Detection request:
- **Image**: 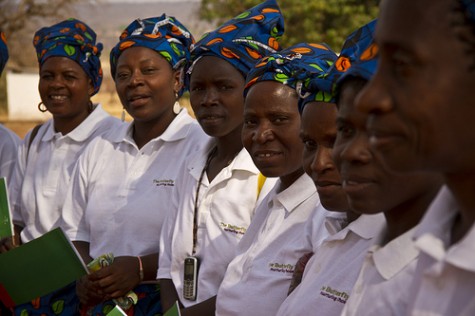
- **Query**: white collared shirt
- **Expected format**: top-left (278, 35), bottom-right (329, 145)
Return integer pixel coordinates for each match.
top-left (215, 174), bottom-right (330, 316)
top-left (61, 108), bottom-right (209, 258)
top-left (407, 186), bottom-right (475, 316)
top-left (157, 141), bottom-right (265, 307)
top-left (341, 226), bottom-right (419, 316)
top-left (10, 104), bottom-right (123, 243)
top-left (0, 124), bottom-right (20, 183)
top-left (276, 214), bottom-right (385, 316)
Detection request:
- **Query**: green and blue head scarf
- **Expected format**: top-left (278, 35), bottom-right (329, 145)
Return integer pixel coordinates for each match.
top-left (187, 0), bottom-right (285, 79)
top-left (329, 19), bottom-right (378, 99)
top-left (244, 42), bottom-right (337, 107)
top-left (110, 14), bottom-right (194, 96)
top-left (0, 31), bottom-right (8, 75)
top-left (33, 18), bottom-right (103, 96)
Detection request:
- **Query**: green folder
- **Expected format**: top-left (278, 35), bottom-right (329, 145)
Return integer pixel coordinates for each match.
top-left (0, 177), bottom-right (13, 239)
top-left (0, 227), bottom-right (88, 307)
top-left (164, 301), bottom-right (181, 316)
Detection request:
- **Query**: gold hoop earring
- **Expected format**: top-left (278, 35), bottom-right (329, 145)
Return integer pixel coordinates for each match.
top-left (38, 101), bottom-right (47, 113)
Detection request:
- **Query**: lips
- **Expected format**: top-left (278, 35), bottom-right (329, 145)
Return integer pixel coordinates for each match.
top-left (252, 149), bottom-right (282, 165)
top-left (341, 175), bottom-right (375, 195)
top-left (127, 94), bottom-right (150, 107)
top-left (315, 179), bottom-right (342, 196)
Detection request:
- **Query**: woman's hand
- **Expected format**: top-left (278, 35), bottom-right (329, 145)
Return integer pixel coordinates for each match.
top-left (76, 274), bottom-right (105, 307)
top-left (0, 235), bottom-right (19, 253)
top-left (89, 256), bottom-right (141, 298)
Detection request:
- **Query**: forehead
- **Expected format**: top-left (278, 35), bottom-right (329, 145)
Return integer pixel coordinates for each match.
top-left (191, 55), bottom-right (242, 81)
top-left (244, 81), bottom-right (298, 113)
top-left (41, 56), bottom-right (83, 72)
top-left (117, 46), bottom-right (169, 66)
top-left (377, 0), bottom-right (452, 47)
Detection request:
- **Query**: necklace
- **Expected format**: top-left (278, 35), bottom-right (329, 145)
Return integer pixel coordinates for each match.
top-left (191, 146), bottom-right (217, 255)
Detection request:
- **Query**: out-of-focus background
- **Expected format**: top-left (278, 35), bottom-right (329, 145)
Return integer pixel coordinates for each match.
top-left (0, 0), bottom-right (379, 138)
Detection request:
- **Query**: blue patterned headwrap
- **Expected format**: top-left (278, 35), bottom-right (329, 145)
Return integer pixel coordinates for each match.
top-left (187, 0), bottom-right (284, 79)
top-left (0, 31), bottom-right (8, 74)
top-left (110, 15), bottom-right (194, 78)
top-left (329, 19), bottom-right (378, 99)
top-left (244, 42), bottom-right (337, 107)
top-left (33, 18), bottom-right (103, 96)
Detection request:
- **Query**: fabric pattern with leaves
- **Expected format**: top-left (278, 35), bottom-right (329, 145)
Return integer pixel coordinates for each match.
top-left (187, 0), bottom-right (285, 79)
top-left (0, 31), bottom-right (8, 74)
top-left (33, 18), bottom-right (103, 96)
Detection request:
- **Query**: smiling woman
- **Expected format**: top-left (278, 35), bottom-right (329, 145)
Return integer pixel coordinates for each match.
top-left (58, 15), bottom-right (209, 316)
top-left (1, 18), bottom-right (123, 315)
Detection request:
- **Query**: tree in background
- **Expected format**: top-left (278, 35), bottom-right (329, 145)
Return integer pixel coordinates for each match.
top-left (199, 0), bottom-right (379, 50)
top-left (0, 0), bottom-right (82, 69)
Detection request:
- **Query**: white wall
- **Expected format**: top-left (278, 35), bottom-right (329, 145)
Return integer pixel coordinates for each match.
top-left (6, 72), bottom-right (51, 121)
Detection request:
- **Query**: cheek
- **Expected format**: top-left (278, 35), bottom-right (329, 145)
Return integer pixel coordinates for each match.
top-left (241, 129), bottom-right (253, 150)
top-left (302, 150), bottom-right (313, 174)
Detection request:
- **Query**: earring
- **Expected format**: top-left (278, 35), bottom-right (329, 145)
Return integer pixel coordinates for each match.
top-left (38, 101), bottom-right (47, 113)
top-left (121, 107), bottom-right (126, 122)
top-left (173, 101), bottom-right (181, 115)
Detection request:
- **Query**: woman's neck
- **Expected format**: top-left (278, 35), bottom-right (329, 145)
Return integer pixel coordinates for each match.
top-left (53, 109), bottom-right (90, 135)
top-left (133, 111), bottom-right (176, 149)
top-left (206, 128), bottom-right (243, 183)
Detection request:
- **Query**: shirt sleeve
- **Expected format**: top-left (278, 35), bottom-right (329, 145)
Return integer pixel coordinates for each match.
top-left (10, 135), bottom-right (28, 228)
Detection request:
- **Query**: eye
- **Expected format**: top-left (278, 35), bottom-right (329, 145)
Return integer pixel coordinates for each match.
top-left (190, 85), bottom-right (204, 92)
top-left (302, 138), bottom-right (317, 151)
top-left (142, 67), bottom-right (157, 75)
top-left (336, 122), bottom-right (355, 139)
top-left (116, 71), bottom-right (130, 81)
top-left (272, 116), bottom-right (288, 124)
top-left (40, 73), bottom-right (53, 80)
top-left (243, 118), bottom-right (257, 127)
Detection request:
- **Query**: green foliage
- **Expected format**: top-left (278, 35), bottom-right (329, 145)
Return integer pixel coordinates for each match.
top-left (199, 0), bottom-right (379, 51)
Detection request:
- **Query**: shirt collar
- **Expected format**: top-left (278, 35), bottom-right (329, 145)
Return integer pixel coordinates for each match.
top-left (414, 186), bottom-right (475, 272)
top-left (372, 226), bottom-right (419, 280)
top-left (42, 104), bottom-right (111, 142)
top-left (110, 107), bottom-right (195, 145)
top-left (270, 173), bottom-right (318, 214)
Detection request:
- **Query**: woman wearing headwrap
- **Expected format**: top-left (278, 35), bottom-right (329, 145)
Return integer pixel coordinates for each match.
top-left (317, 20), bottom-right (442, 316)
top-left (356, 0), bottom-right (475, 314)
top-left (0, 18), bottom-right (123, 315)
top-left (0, 31), bottom-right (21, 184)
top-left (60, 15), bottom-right (208, 315)
top-left (214, 42), bottom-right (338, 316)
top-left (157, 1), bottom-right (283, 314)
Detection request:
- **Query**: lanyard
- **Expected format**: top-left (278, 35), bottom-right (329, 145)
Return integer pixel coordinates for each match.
top-left (192, 146), bottom-right (217, 255)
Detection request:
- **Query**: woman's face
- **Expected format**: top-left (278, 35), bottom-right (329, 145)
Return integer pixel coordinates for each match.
top-left (189, 56), bottom-right (246, 138)
top-left (114, 46), bottom-right (180, 123)
top-left (356, 0), bottom-right (475, 174)
top-left (39, 56), bottom-right (93, 119)
top-left (301, 102), bottom-right (348, 212)
top-left (334, 79), bottom-right (442, 214)
top-left (242, 81), bottom-right (303, 186)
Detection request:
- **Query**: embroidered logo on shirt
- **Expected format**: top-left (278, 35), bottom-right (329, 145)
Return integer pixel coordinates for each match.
top-left (153, 179), bottom-right (174, 187)
top-left (320, 285), bottom-right (349, 304)
top-left (220, 222), bottom-right (246, 235)
top-left (268, 262), bottom-right (295, 274)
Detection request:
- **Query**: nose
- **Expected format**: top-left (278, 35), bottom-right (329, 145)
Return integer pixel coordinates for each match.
top-left (253, 123), bottom-right (274, 144)
top-left (312, 146), bottom-right (335, 175)
top-left (356, 72), bottom-right (392, 115)
top-left (200, 87), bottom-right (219, 107)
top-left (337, 132), bottom-right (372, 165)
top-left (49, 75), bottom-right (65, 89)
top-left (128, 70), bottom-right (144, 87)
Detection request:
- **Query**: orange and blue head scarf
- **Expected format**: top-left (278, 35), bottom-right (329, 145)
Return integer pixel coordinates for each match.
top-left (33, 18), bottom-right (103, 96)
top-left (330, 19), bottom-right (378, 98)
top-left (187, 0), bottom-right (284, 79)
top-left (110, 15), bottom-right (194, 74)
top-left (244, 42), bottom-right (337, 106)
top-left (0, 31), bottom-right (8, 75)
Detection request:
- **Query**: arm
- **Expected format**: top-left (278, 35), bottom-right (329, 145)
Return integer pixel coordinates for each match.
top-left (90, 253), bottom-right (158, 299)
top-left (181, 296), bottom-right (216, 316)
top-left (160, 278), bottom-right (181, 313)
